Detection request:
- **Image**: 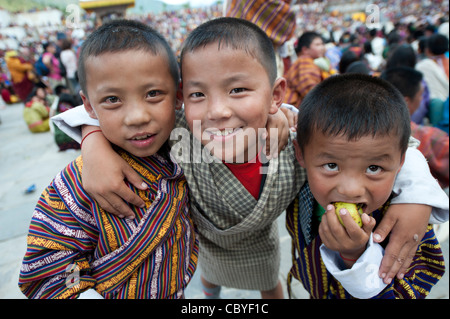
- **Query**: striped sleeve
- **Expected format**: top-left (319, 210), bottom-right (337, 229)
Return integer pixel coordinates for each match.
top-left (374, 224), bottom-right (445, 299)
top-left (18, 161), bottom-right (98, 299)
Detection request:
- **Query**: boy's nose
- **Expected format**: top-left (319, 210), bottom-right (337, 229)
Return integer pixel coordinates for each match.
top-left (336, 175), bottom-right (365, 200)
top-left (124, 102), bottom-right (151, 126)
top-left (207, 97), bottom-right (232, 121)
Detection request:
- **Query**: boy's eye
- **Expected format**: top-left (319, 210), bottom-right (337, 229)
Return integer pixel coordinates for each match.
top-left (105, 96), bottom-right (119, 104)
top-left (189, 92), bottom-right (204, 98)
top-left (366, 165), bottom-right (382, 175)
top-left (323, 163), bottom-right (338, 171)
top-left (147, 90), bottom-right (162, 98)
top-left (230, 88), bottom-right (246, 94)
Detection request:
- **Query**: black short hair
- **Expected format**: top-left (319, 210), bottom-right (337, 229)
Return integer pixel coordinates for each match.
top-left (427, 33), bottom-right (449, 55)
top-left (385, 44), bottom-right (416, 69)
top-left (180, 17), bottom-right (277, 85)
top-left (295, 31), bottom-right (322, 54)
top-left (338, 49), bottom-right (359, 73)
top-left (296, 74), bottom-right (411, 155)
top-left (42, 42), bottom-right (55, 52)
top-left (345, 61), bottom-right (370, 74)
top-left (381, 67), bottom-right (423, 99)
top-left (77, 19), bottom-right (179, 97)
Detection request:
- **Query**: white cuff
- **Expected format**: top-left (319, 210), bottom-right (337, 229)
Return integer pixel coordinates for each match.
top-left (281, 103), bottom-right (298, 113)
top-left (51, 105), bottom-right (100, 144)
top-left (78, 289), bottom-right (104, 299)
top-left (320, 233), bottom-right (387, 299)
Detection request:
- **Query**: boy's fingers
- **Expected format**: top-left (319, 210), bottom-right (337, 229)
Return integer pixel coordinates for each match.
top-left (285, 111), bottom-right (295, 128)
top-left (318, 215), bottom-right (335, 247)
top-left (117, 182), bottom-right (145, 210)
top-left (338, 208), bottom-right (365, 239)
top-left (326, 207), bottom-right (349, 240)
top-left (95, 194), bottom-right (134, 219)
top-left (280, 107), bottom-right (297, 129)
top-left (396, 250), bottom-right (417, 280)
top-left (278, 129), bottom-right (288, 153)
top-left (94, 183), bottom-right (141, 219)
top-left (380, 231), bottom-right (422, 282)
top-left (379, 241), bottom-right (413, 284)
top-left (263, 130), bottom-right (272, 158)
top-left (123, 164), bottom-right (147, 191)
top-left (361, 214), bottom-right (376, 233)
top-left (264, 129), bottom-right (280, 159)
top-left (373, 212), bottom-right (396, 243)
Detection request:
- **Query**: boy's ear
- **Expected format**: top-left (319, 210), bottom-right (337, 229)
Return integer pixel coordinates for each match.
top-left (293, 139), bottom-right (306, 168)
top-left (80, 91), bottom-right (98, 120)
top-left (270, 77), bottom-right (287, 114)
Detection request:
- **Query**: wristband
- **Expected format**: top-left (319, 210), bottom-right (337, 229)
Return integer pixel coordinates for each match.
top-left (339, 252), bottom-right (358, 262)
top-left (80, 129), bottom-right (102, 148)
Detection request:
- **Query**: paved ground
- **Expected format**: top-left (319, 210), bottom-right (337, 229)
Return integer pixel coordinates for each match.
top-left (0, 102), bottom-right (448, 299)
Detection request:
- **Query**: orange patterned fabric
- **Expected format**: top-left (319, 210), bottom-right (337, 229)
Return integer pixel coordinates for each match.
top-left (226, 0), bottom-right (296, 46)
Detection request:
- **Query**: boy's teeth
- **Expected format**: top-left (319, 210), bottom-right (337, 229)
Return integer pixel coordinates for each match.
top-left (133, 134), bottom-right (151, 140)
top-left (214, 128), bottom-right (234, 136)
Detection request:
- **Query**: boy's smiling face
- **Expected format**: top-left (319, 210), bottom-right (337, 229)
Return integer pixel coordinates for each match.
top-left (81, 49), bottom-right (176, 158)
top-left (294, 131), bottom-right (405, 215)
top-left (182, 43), bottom-right (284, 163)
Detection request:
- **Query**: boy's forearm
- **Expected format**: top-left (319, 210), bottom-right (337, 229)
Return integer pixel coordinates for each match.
top-left (81, 126), bottom-right (110, 159)
top-left (392, 147), bottom-right (449, 223)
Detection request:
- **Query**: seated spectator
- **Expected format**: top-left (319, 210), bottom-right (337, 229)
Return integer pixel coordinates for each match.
top-left (23, 85), bottom-right (50, 133)
top-left (52, 85), bottom-right (81, 151)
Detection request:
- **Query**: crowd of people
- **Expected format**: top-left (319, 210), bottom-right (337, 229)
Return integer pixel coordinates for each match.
top-left (0, 5), bottom-right (223, 140)
top-left (0, 0), bottom-right (448, 300)
top-left (279, 0), bottom-right (449, 190)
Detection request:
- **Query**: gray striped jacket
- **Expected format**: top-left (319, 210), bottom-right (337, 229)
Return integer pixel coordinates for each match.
top-left (170, 110), bottom-right (306, 290)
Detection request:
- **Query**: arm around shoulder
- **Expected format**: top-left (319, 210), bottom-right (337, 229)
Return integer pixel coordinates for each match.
top-left (392, 147), bottom-right (449, 223)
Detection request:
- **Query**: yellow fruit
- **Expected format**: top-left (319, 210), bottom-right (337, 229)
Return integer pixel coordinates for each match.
top-left (334, 202), bottom-right (363, 227)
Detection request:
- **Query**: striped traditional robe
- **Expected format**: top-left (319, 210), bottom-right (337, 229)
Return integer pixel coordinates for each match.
top-left (284, 56), bottom-right (325, 108)
top-left (19, 150), bottom-right (198, 299)
top-left (225, 0), bottom-right (296, 47)
top-left (286, 183), bottom-right (445, 299)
